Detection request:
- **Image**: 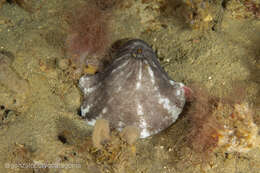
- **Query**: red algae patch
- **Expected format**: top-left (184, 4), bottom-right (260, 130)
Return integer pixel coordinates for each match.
top-left (185, 84), bottom-right (259, 164)
top-left (66, 3), bottom-right (112, 74)
top-left (186, 85), bottom-right (222, 158)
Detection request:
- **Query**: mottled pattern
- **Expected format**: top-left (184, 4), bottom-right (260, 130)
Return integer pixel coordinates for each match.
top-left (79, 39), bottom-right (186, 138)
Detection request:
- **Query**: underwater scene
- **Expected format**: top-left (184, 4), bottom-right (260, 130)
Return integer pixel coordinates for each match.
top-left (0, 0), bottom-right (259, 173)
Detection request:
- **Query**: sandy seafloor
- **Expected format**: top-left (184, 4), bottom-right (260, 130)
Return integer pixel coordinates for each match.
top-left (0, 0), bottom-right (259, 173)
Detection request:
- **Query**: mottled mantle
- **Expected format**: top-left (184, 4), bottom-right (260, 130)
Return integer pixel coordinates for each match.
top-left (79, 39), bottom-right (186, 138)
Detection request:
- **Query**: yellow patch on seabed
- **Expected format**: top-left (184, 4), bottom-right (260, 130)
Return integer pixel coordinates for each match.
top-left (84, 64), bottom-right (98, 74)
top-left (130, 145), bottom-right (136, 154)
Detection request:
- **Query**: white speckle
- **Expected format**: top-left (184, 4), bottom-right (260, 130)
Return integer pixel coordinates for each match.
top-left (139, 117), bottom-right (150, 138)
top-left (176, 90), bottom-right (181, 96)
top-left (118, 121), bottom-right (124, 127)
top-left (81, 104), bottom-right (93, 116)
top-left (137, 104), bottom-right (144, 115)
top-left (147, 66), bottom-right (155, 84)
top-left (83, 86), bottom-right (96, 95)
top-left (136, 81), bottom-right (141, 89)
top-left (79, 76), bottom-right (89, 82)
top-left (79, 76), bottom-right (87, 88)
top-left (79, 80), bottom-right (101, 95)
top-left (140, 129), bottom-right (150, 138)
top-left (112, 59), bottom-right (130, 73)
top-left (169, 80), bottom-right (175, 86)
top-left (102, 107), bottom-right (108, 114)
top-left (86, 119), bottom-right (96, 126)
top-left (138, 61), bottom-right (142, 80)
top-left (139, 117), bottom-right (147, 129)
top-left (153, 86), bottom-right (159, 91)
top-left (79, 76), bottom-right (101, 95)
top-left (117, 86), bottom-right (122, 92)
top-left (158, 97), bottom-right (170, 110)
top-left (158, 94), bottom-right (180, 122)
top-left (150, 61), bottom-right (157, 68)
top-left (178, 82), bottom-right (184, 87)
top-left (136, 61), bottom-right (142, 89)
top-left (126, 70), bottom-right (133, 79)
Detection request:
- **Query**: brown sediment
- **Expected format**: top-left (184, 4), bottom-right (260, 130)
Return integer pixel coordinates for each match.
top-left (0, 53), bottom-right (31, 112)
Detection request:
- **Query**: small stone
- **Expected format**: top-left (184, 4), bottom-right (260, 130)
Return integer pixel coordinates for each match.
top-left (120, 126), bottom-right (140, 145)
top-left (57, 58), bottom-right (69, 70)
top-left (92, 119), bottom-right (110, 149)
